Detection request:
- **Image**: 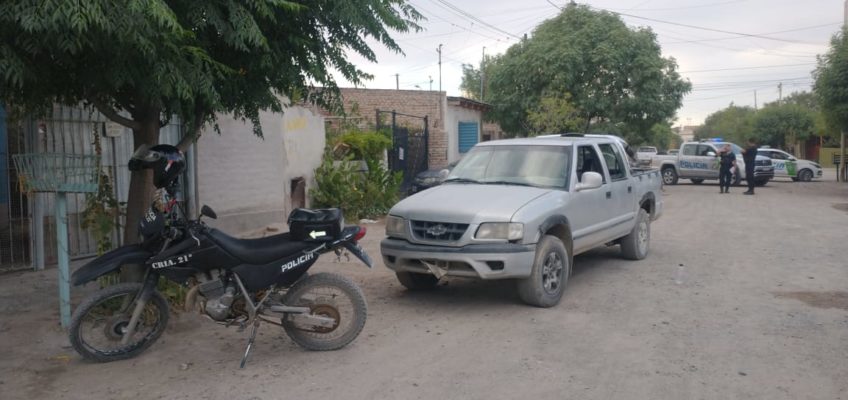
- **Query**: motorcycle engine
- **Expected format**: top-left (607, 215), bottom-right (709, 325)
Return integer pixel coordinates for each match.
top-left (196, 271), bottom-right (236, 321)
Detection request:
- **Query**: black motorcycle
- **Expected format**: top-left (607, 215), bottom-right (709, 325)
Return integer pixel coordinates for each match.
top-left (68, 145), bottom-right (372, 367)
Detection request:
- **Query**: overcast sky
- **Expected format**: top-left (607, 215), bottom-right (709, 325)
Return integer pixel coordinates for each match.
top-left (336, 0), bottom-right (844, 126)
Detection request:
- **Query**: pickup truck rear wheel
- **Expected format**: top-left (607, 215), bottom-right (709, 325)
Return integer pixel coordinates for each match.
top-left (661, 167), bottom-right (678, 185)
top-left (396, 271), bottom-right (439, 290)
top-left (620, 209), bottom-right (650, 260)
top-left (517, 235), bottom-right (569, 308)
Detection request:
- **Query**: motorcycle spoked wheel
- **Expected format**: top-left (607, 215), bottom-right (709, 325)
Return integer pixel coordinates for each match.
top-left (69, 283), bottom-right (169, 363)
top-left (280, 272), bottom-right (367, 351)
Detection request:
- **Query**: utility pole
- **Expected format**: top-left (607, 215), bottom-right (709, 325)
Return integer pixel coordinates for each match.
top-left (480, 46), bottom-right (486, 101)
top-left (754, 90), bottom-right (758, 110)
top-left (395, 73), bottom-right (399, 90)
top-left (429, 75), bottom-right (433, 91)
top-left (777, 82), bottom-right (783, 104)
top-left (437, 44), bottom-right (443, 93)
top-left (842, 0), bottom-right (847, 181)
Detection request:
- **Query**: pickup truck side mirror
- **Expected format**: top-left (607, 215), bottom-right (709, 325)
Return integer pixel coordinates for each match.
top-left (706, 151), bottom-right (717, 157)
top-left (576, 172), bottom-right (603, 191)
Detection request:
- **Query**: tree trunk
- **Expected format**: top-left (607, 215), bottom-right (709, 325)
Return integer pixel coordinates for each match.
top-left (120, 117), bottom-right (161, 282)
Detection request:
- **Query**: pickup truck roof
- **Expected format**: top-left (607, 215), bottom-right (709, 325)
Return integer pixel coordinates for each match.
top-left (480, 133), bottom-right (629, 147)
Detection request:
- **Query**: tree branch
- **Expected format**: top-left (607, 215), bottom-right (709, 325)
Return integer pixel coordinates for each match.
top-left (176, 111), bottom-right (205, 152)
top-left (92, 100), bottom-right (141, 131)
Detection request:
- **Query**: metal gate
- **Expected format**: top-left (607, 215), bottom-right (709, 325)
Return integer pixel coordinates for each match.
top-left (378, 110), bottom-right (429, 193)
top-left (0, 104), bottom-right (184, 272)
top-left (0, 105), bottom-right (30, 272)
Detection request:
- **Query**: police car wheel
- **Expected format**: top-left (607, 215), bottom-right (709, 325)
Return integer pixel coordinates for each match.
top-left (621, 209), bottom-right (650, 260)
top-left (798, 169), bottom-right (813, 182)
top-left (733, 171), bottom-right (742, 186)
top-left (662, 167), bottom-right (678, 185)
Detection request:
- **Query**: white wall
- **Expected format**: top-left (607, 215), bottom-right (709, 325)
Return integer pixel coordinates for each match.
top-left (444, 104), bottom-right (483, 164)
top-left (197, 106), bottom-right (325, 234)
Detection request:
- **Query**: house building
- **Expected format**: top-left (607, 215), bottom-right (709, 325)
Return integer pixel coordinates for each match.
top-left (330, 88), bottom-right (496, 169)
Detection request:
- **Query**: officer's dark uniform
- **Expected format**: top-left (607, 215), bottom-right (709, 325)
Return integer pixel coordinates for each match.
top-left (719, 150), bottom-right (736, 193)
top-left (743, 144), bottom-right (758, 194)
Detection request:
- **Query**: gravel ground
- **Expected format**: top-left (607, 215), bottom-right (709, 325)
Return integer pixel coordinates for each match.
top-left (1, 172), bottom-right (847, 400)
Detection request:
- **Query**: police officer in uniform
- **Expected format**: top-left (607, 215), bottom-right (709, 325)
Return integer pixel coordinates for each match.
top-left (741, 138), bottom-right (758, 195)
top-left (718, 144), bottom-right (736, 193)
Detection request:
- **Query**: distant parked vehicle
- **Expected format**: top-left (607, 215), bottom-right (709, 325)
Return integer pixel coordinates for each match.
top-left (756, 147), bottom-right (822, 182)
top-left (651, 140), bottom-right (774, 186)
top-left (410, 160), bottom-right (459, 194)
top-left (636, 146), bottom-right (658, 161)
top-left (667, 149), bottom-right (679, 156)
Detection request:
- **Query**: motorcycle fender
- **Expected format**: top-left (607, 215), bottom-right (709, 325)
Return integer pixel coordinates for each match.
top-left (71, 245), bottom-right (153, 286)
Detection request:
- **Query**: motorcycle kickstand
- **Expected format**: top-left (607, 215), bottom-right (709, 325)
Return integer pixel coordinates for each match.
top-left (239, 318), bottom-right (261, 369)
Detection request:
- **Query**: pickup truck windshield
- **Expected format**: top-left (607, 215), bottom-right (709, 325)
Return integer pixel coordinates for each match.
top-left (446, 145), bottom-right (572, 188)
top-left (715, 142), bottom-right (743, 156)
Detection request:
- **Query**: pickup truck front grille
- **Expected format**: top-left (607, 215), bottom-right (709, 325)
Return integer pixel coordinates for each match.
top-left (755, 159), bottom-right (772, 166)
top-left (411, 221), bottom-right (468, 241)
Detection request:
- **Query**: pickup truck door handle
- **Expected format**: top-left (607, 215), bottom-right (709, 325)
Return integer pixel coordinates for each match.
top-left (627, 186), bottom-right (632, 193)
top-left (606, 191), bottom-right (612, 199)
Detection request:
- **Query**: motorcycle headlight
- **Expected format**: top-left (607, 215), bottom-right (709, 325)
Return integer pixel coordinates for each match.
top-left (386, 216), bottom-right (407, 238)
top-left (475, 222), bottom-right (523, 241)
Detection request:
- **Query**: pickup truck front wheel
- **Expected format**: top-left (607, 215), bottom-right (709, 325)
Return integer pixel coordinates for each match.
top-left (620, 209), bottom-right (650, 260)
top-left (662, 167), bottom-right (678, 185)
top-left (396, 271), bottom-right (439, 291)
top-left (517, 235), bottom-right (569, 308)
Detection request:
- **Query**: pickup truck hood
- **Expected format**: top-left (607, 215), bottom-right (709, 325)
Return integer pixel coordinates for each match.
top-left (390, 183), bottom-right (551, 223)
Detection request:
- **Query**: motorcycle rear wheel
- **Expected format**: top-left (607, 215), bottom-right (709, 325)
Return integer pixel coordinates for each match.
top-left (281, 272), bottom-right (367, 351)
top-left (69, 283), bottom-right (169, 362)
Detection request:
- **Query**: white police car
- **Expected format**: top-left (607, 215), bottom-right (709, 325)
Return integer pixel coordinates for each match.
top-left (756, 147), bottom-right (822, 182)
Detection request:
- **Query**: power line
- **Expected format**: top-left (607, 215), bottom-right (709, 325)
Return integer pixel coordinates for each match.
top-left (547, 1), bottom-right (822, 45)
top-left (662, 22), bottom-right (841, 45)
top-left (611, 0), bottom-right (750, 12)
top-left (429, 0), bottom-right (523, 39)
top-left (680, 63), bottom-right (817, 73)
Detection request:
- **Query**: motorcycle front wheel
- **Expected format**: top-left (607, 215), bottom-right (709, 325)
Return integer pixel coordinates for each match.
top-left (281, 272), bottom-right (367, 351)
top-left (69, 283), bottom-right (169, 362)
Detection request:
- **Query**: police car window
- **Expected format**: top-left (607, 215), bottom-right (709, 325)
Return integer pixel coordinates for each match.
top-left (576, 145), bottom-right (605, 183)
top-left (598, 143), bottom-right (627, 181)
top-left (682, 144), bottom-right (697, 156)
top-left (770, 151), bottom-right (787, 160)
top-left (696, 145), bottom-right (714, 156)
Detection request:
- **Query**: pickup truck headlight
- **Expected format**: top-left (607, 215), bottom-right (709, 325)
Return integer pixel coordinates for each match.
top-left (386, 215), bottom-right (407, 238)
top-left (475, 222), bottom-right (523, 240)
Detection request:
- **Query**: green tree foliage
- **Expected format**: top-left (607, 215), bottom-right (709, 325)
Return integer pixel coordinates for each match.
top-left (649, 122), bottom-right (678, 151)
top-left (0, 0), bottom-right (421, 248)
top-left (526, 93), bottom-right (585, 134)
top-left (694, 104), bottom-right (756, 144)
top-left (479, 4), bottom-right (690, 141)
top-left (814, 27), bottom-right (848, 134)
top-left (752, 104), bottom-right (815, 150)
top-left (459, 55), bottom-right (499, 100)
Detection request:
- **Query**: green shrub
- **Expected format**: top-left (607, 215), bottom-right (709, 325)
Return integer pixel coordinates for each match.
top-left (310, 154), bottom-right (402, 221)
top-left (333, 131), bottom-right (391, 160)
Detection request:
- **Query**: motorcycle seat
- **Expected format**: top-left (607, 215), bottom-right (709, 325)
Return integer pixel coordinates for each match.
top-left (207, 228), bottom-right (314, 265)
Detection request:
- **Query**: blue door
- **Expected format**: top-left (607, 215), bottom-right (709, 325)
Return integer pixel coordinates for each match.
top-left (458, 121), bottom-right (479, 153)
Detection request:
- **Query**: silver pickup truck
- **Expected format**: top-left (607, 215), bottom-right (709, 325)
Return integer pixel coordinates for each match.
top-left (380, 134), bottom-right (663, 307)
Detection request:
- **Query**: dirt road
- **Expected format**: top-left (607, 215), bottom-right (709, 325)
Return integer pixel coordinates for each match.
top-left (1, 175), bottom-right (847, 400)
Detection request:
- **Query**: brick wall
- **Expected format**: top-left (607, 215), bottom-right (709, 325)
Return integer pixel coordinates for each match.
top-left (336, 88), bottom-right (449, 169)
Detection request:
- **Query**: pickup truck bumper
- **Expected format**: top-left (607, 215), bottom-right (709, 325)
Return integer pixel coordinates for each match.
top-left (753, 166), bottom-right (774, 180)
top-left (380, 239), bottom-right (536, 279)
